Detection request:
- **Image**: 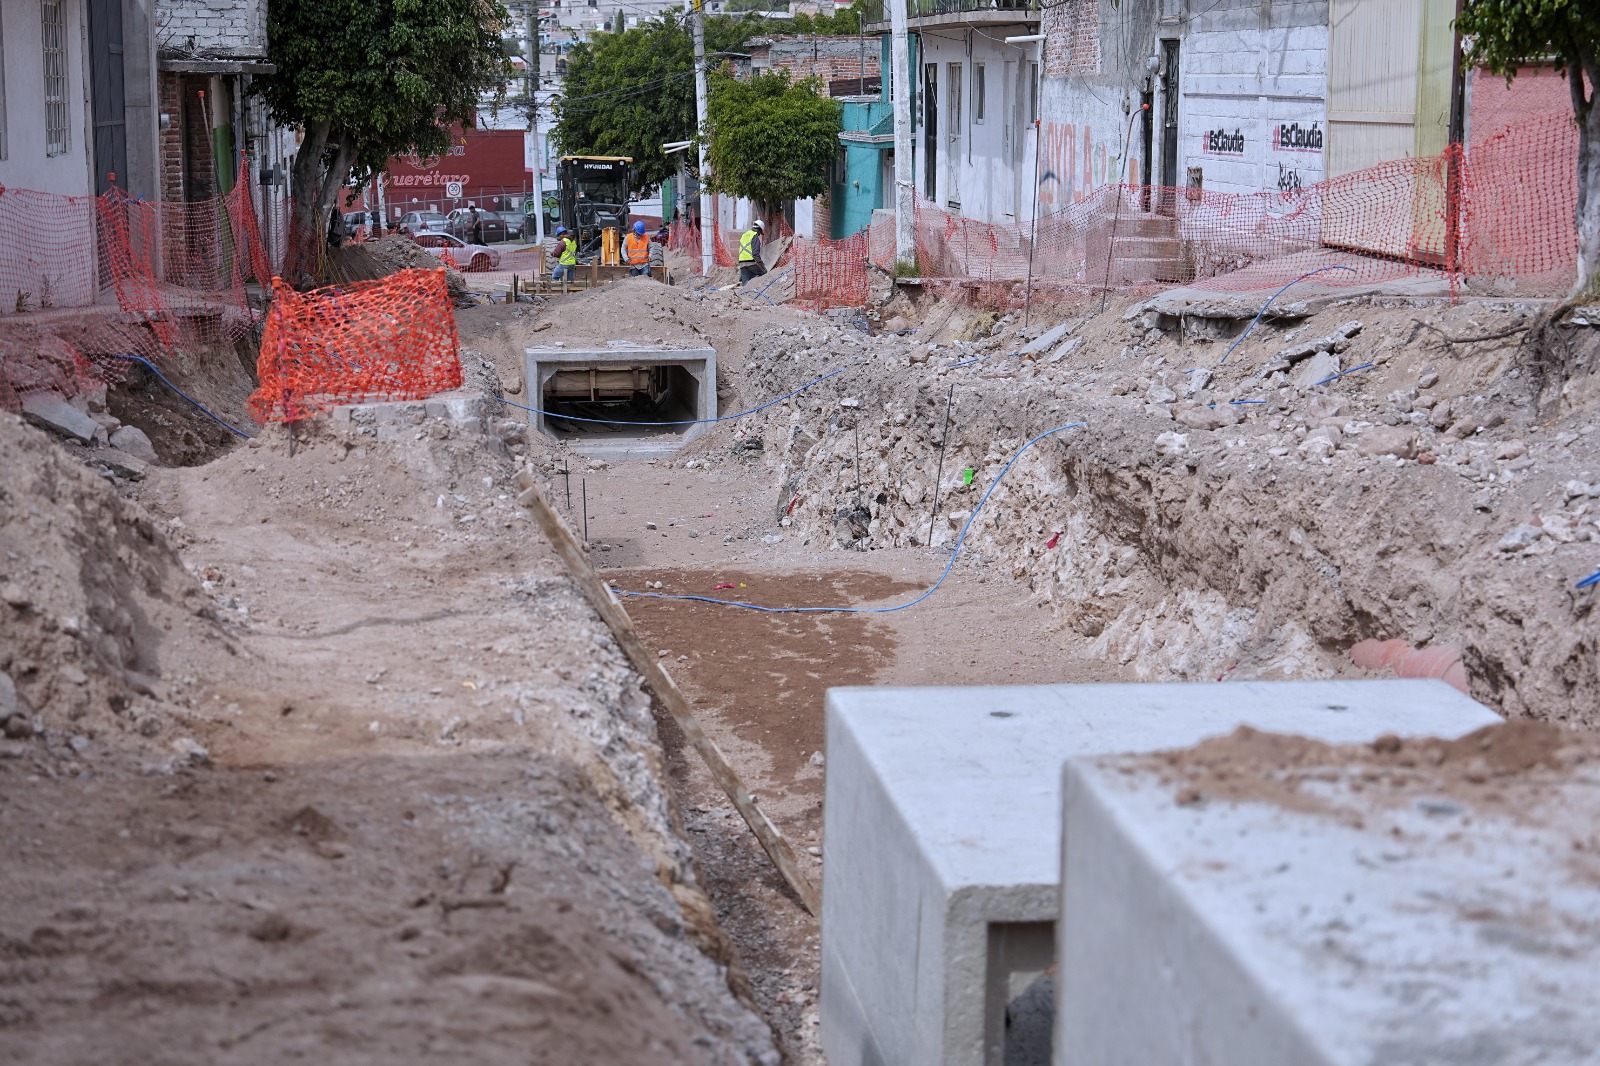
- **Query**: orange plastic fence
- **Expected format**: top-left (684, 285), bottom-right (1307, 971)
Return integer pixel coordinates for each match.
top-left (787, 110), bottom-right (1578, 311)
top-left (249, 268), bottom-right (462, 424)
top-left (0, 158), bottom-right (275, 412)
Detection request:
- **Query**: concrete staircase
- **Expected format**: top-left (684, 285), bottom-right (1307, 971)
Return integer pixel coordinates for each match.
top-left (1088, 213), bottom-right (1189, 287)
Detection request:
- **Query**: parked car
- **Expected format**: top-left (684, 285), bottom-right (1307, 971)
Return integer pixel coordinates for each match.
top-left (396, 210), bottom-right (448, 236)
top-left (445, 208), bottom-right (508, 244)
top-left (495, 211), bottom-right (524, 240)
top-left (411, 231), bottom-right (501, 272)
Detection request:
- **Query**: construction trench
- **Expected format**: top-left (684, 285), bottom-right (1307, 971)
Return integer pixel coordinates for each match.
top-left (2, 261), bottom-right (1599, 1064)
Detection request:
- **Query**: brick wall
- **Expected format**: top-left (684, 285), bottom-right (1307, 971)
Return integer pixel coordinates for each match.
top-left (158, 72), bottom-right (219, 203)
top-left (1043, 0), bottom-right (1100, 80)
top-left (157, 0), bottom-right (265, 58)
top-left (751, 36), bottom-right (880, 96)
top-left (158, 73), bottom-right (185, 204)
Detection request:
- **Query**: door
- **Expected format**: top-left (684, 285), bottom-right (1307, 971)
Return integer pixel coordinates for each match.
top-left (87, 0), bottom-right (128, 194)
top-left (1159, 39), bottom-right (1179, 214)
top-left (1324, 0), bottom-right (1457, 262)
top-left (1002, 61), bottom-right (1016, 218)
top-left (946, 62), bottom-right (963, 210)
top-left (924, 64), bottom-right (938, 201)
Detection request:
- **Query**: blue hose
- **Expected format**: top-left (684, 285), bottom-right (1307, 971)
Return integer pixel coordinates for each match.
top-left (613, 420), bottom-right (1086, 614)
top-left (1313, 361), bottom-right (1375, 387)
top-left (1578, 568), bottom-right (1600, 590)
top-left (1216, 264), bottom-right (1358, 365)
top-left (108, 354), bottom-right (255, 439)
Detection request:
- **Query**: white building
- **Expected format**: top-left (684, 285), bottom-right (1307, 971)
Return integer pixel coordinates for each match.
top-left (0, 0), bottom-right (161, 199)
top-left (866, 0), bottom-right (1044, 225)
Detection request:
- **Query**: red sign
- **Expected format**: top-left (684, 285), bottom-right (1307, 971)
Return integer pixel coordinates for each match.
top-left (385, 126), bottom-right (528, 191)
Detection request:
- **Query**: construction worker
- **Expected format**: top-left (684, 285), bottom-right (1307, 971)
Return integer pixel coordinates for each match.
top-left (624, 220), bottom-right (652, 277)
top-left (552, 226), bottom-right (578, 282)
top-left (739, 219), bottom-right (767, 284)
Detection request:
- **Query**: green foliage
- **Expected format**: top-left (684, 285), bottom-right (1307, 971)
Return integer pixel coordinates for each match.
top-left (1456, 0), bottom-right (1598, 112)
top-left (890, 259), bottom-right (920, 278)
top-left (257, 0), bottom-right (512, 183)
top-left (789, 0), bottom-right (865, 36)
top-left (551, 13), bottom-right (761, 190)
top-left (706, 69), bottom-right (842, 207)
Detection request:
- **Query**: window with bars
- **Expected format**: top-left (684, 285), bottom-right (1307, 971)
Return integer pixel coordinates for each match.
top-left (43, 0), bottom-right (69, 157)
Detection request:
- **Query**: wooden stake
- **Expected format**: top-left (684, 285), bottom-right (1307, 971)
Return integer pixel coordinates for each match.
top-left (516, 473), bottom-right (822, 916)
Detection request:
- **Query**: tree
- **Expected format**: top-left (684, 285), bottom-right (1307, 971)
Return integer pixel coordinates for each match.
top-left (706, 69), bottom-right (842, 218)
top-left (1457, 0), bottom-right (1600, 305)
top-left (550, 14), bottom-right (761, 192)
top-left (789, 0), bottom-right (864, 36)
top-left (255, 0), bottom-right (511, 272)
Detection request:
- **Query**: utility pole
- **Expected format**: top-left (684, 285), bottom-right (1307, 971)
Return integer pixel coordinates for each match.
top-left (691, 0), bottom-right (713, 275)
top-left (888, 0), bottom-right (915, 268)
top-left (526, 3), bottom-right (547, 245)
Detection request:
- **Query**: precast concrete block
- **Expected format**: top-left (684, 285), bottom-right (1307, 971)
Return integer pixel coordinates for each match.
top-left (821, 680), bottom-right (1500, 1066)
top-left (1057, 726), bottom-right (1600, 1065)
top-left (524, 344), bottom-right (716, 444)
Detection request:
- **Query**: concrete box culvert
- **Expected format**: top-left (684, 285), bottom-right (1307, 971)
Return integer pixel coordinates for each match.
top-left (524, 344), bottom-right (717, 457)
top-left (819, 680), bottom-right (1501, 1066)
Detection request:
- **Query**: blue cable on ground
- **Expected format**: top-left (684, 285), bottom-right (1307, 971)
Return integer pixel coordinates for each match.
top-left (1578, 568), bottom-right (1600, 590)
top-left (109, 354), bottom-right (255, 439)
top-left (499, 362), bottom-right (864, 427)
top-left (1216, 264), bottom-right (1358, 365)
top-left (1313, 361), bottom-right (1375, 387)
top-left (612, 420), bottom-right (1086, 614)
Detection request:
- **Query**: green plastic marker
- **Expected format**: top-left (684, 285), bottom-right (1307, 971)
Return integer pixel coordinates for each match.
top-left (962, 468), bottom-right (975, 486)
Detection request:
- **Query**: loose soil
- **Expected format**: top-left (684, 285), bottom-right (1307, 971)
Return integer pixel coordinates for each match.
top-left (8, 253), bottom-right (1599, 1063)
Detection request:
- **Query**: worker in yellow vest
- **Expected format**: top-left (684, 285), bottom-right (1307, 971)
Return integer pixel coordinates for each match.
top-left (738, 219), bottom-right (767, 284)
top-left (552, 226), bottom-right (577, 282)
top-left (624, 220), bottom-right (652, 277)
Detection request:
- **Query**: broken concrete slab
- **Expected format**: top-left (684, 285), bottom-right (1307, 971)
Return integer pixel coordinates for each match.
top-left (1020, 323), bottom-right (1070, 357)
top-left (1293, 351), bottom-right (1341, 392)
top-left (820, 680), bottom-right (1500, 1066)
top-left (109, 425), bottom-right (159, 464)
top-left (21, 393), bottom-right (99, 443)
top-left (1057, 729), bottom-right (1600, 1065)
top-left (95, 449), bottom-right (149, 481)
top-left (1048, 336), bottom-right (1085, 364)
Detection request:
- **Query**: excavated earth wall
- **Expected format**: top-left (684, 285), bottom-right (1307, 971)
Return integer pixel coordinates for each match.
top-left (684, 291), bottom-right (1600, 726)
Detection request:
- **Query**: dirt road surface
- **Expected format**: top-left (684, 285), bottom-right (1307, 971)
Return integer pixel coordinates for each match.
top-left (4, 265), bottom-right (1597, 1063)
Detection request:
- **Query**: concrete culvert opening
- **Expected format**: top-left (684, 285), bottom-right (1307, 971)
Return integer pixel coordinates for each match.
top-left (525, 344), bottom-right (717, 459)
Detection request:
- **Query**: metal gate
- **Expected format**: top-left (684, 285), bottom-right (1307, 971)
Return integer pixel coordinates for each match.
top-left (1322, 0), bottom-right (1457, 264)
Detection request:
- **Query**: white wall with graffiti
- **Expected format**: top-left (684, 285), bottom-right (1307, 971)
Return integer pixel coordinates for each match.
top-left (1036, 0), bottom-right (1162, 208)
top-left (1035, 0), bottom-right (1330, 206)
top-left (1178, 0), bottom-right (1328, 198)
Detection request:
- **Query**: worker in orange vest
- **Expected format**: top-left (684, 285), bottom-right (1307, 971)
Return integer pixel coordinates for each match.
top-left (624, 220), bottom-right (652, 277)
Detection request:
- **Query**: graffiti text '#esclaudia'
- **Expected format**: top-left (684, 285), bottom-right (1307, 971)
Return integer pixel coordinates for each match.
top-left (1273, 122), bottom-right (1325, 151)
top-left (1205, 128), bottom-right (1246, 154)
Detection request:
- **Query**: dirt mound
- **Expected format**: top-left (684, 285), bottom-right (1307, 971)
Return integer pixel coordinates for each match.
top-left (452, 277), bottom-right (824, 426)
top-left (1140, 719), bottom-right (1597, 820)
top-left (329, 235), bottom-right (467, 296)
top-left (0, 411), bottom-right (217, 754)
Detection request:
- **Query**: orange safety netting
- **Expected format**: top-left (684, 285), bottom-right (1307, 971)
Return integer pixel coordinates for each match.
top-left (786, 109), bottom-right (1579, 311)
top-left (0, 158), bottom-right (277, 413)
top-left (249, 268), bottom-right (462, 424)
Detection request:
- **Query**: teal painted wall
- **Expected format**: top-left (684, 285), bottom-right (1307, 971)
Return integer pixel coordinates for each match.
top-left (835, 99), bottom-right (891, 239)
top-left (832, 34), bottom-right (916, 239)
